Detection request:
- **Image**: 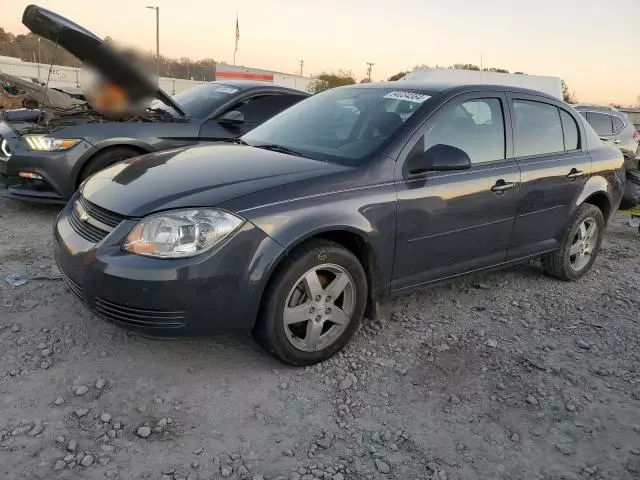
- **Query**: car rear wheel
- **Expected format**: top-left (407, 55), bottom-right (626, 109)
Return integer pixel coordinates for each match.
top-left (77, 146), bottom-right (143, 186)
top-left (542, 203), bottom-right (604, 281)
top-left (254, 239), bottom-right (367, 366)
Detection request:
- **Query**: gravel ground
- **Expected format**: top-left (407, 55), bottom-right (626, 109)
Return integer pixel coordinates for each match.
top-left (1, 189), bottom-right (640, 480)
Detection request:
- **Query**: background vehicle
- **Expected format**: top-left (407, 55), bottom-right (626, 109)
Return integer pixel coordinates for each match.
top-left (619, 107), bottom-right (640, 131)
top-left (575, 105), bottom-right (639, 169)
top-left (0, 5), bottom-right (309, 203)
top-left (53, 82), bottom-right (624, 365)
top-left (402, 68), bottom-right (563, 99)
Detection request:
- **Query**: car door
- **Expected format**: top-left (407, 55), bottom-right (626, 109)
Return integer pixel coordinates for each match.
top-left (198, 93), bottom-right (304, 140)
top-left (506, 93), bottom-right (590, 260)
top-left (391, 92), bottom-right (520, 292)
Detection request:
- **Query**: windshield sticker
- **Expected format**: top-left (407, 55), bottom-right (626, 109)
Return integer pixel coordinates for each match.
top-left (214, 86), bottom-right (240, 94)
top-left (383, 91), bottom-right (431, 104)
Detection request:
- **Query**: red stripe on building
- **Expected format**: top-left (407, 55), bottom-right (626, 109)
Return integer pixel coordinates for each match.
top-left (216, 71), bottom-right (274, 81)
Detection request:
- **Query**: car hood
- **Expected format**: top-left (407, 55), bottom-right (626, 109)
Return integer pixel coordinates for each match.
top-left (81, 144), bottom-right (343, 217)
top-left (23, 4), bottom-right (186, 116)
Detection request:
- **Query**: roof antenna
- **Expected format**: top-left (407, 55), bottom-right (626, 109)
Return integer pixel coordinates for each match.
top-left (38, 38), bottom-right (59, 121)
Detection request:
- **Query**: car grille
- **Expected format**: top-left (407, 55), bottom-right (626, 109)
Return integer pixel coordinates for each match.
top-left (69, 196), bottom-right (125, 243)
top-left (60, 270), bottom-right (84, 301)
top-left (93, 297), bottom-right (187, 329)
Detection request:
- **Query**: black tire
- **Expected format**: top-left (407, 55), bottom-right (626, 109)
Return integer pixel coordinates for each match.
top-left (77, 146), bottom-right (143, 186)
top-left (542, 203), bottom-right (605, 281)
top-left (254, 239), bottom-right (367, 366)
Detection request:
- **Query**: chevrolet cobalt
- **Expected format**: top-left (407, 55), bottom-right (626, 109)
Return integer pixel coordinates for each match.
top-left (54, 82), bottom-right (624, 365)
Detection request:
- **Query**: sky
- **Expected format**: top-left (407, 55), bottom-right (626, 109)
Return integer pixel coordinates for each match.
top-left (2, 0), bottom-right (639, 105)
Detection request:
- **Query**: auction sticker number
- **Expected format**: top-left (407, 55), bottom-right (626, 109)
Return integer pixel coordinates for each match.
top-left (383, 91), bottom-right (431, 103)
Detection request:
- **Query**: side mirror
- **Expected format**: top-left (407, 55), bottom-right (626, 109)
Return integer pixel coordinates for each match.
top-left (407, 144), bottom-right (471, 175)
top-left (219, 110), bottom-right (245, 125)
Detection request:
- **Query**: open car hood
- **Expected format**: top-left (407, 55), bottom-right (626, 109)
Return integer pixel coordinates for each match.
top-left (22, 4), bottom-right (186, 116)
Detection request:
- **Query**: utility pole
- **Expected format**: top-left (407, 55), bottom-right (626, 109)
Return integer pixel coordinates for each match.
top-left (146, 6), bottom-right (160, 79)
top-left (366, 62), bottom-right (374, 82)
top-left (298, 59), bottom-right (304, 76)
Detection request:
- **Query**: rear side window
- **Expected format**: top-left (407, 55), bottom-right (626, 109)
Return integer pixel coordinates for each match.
top-left (588, 112), bottom-right (614, 135)
top-left (612, 115), bottom-right (624, 133)
top-left (560, 110), bottom-right (580, 150)
top-left (513, 100), bottom-right (564, 157)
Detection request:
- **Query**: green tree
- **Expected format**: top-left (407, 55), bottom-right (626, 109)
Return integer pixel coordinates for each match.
top-left (450, 63), bottom-right (480, 71)
top-left (360, 78), bottom-right (371, 83)
top-left (561, 79), bottom-right (576, 103)
top-left (484, 67), bottom-right (509, 73)
top-left (387, 71), bottom-right (407, 81)
top-left (308, 70), bottom-right (356, 93)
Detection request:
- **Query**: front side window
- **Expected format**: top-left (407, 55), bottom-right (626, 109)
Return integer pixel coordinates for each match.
top-left (423, 97), bottom-right (506, 164)
top-left (587, 112), bottom-right (614, 136)
top-left (513, 100), bottom-right (564, 157)
top-left (220, 94), bottom-right (303, 124)
top-left (242, 87), bottom-right (430, 165)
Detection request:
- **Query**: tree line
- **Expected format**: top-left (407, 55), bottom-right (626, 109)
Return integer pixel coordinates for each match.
top-left (0, 28), bottom-right (218, 81)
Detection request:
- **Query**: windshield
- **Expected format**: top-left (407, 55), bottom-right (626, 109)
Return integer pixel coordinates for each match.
top-left (153, 83), bottom-right (241, 118)
top-left (242, 87), bottom-right (430, 164)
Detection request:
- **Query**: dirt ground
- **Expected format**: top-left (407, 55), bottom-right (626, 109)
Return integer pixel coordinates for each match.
top-left (1, 189), bottom-right (640, 480)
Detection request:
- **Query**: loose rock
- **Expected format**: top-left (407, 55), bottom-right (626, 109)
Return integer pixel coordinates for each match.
top-left (75, 386), bottom-right (89, 396)
top-left (375, 459), bottom-right (390, 474)
top-left (136, 426), bottom-right (152, 439)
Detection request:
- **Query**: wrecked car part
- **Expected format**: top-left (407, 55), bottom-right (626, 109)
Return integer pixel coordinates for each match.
top-left (0, 72), bottom-right (83, 110)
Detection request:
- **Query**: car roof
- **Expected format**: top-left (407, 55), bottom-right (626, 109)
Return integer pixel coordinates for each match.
top-left (207, 79), bottom-right (310, 95)
top-left (346, 81), bottom-right (560, 101)
top-left (573, 104), bottom-right (624, 115)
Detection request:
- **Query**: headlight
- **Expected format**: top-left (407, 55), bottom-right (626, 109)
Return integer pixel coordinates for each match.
top-left (23, 135), bottom-right (80, 151)
top-left (122, 209), bottom-right (244, 259)
top-left (1, 138), bottom-right (11, 157)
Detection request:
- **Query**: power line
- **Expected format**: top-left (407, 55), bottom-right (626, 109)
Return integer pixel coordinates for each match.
top-left (366, 62), bottom-right (374, 81)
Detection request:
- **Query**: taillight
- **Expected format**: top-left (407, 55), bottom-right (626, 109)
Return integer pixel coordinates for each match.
top-left (633, 130), bottom-right (640, 143)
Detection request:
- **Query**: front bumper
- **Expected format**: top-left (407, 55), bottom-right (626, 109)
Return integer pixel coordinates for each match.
top-left (5, 140), bottom-right (97, 203)
top-left (53, 197), bottom-right (284, 336)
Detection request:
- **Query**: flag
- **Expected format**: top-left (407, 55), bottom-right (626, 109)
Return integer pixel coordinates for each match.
top-left (235, 13), bottom-right (239, 53)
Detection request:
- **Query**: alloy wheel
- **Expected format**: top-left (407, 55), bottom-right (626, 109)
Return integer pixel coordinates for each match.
top-left (282, 263), bottom-right (356, 352)
top-left (569, 217), bottom-right (598, 272)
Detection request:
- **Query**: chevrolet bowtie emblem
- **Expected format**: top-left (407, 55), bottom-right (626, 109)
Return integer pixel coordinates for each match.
top-left (75, 202), bottom-right (90, 222)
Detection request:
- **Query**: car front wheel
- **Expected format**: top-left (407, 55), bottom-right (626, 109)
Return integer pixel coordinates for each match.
top-left (254, 239), bottom-right (367, 366)
top-left (542, 203), bottom-right (605, 281)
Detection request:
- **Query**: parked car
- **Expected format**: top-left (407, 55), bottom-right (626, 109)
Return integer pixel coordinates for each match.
top-left (619, 108), bottom-right (640, 132)
top-left (54, 81), bottom-right (624, 365)
top-left (574, 105), bottom-right (639, 169)
top-left (0, 5), bottom-right (309, 203)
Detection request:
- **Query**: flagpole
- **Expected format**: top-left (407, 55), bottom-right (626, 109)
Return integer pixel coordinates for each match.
top-left (233, 11), bottom-right (238, 66)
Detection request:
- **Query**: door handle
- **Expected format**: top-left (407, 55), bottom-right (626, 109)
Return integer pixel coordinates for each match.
top-left (567, 168), bottom-right (586, 180)
top-left (491, 180), bottom-right (515, 193)
top-left (599, 137), bottom-right (610, 142)
top-left (612, 139), bottom-right (621, 144)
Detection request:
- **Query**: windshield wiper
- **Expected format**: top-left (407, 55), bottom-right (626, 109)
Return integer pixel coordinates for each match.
top-left (253, 143), bottom-right (307, 158)
top-left (221, 137), bottom-right (249, 145)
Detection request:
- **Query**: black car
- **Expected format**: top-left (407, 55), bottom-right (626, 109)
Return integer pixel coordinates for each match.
top-left (54, 81), bottom-right (624, 365)
top-left (0, 5), bottom-right (308, 203)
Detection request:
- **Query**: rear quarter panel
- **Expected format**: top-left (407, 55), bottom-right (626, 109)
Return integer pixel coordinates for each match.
top-left (576, 143), bottom-right (624, 218)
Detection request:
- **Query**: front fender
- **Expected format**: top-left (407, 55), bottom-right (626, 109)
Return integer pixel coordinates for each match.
top-left (240, 183), bottom-right (398, 295)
